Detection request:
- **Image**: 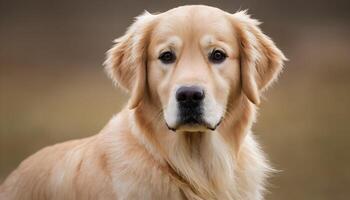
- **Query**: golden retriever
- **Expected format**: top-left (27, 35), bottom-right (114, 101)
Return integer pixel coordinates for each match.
top-left (0, 5), bottom-right (286, 200)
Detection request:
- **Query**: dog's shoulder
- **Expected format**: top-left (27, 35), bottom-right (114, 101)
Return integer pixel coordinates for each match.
top-left (0, 129), bottom-right (118, 199)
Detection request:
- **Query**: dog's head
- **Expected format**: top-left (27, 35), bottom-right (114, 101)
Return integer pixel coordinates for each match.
top-left (105, 5), bottom-right (286, 133)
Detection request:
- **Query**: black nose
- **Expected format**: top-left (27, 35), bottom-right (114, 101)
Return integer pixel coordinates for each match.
top-left (176, 86), bottom-right (205, 103)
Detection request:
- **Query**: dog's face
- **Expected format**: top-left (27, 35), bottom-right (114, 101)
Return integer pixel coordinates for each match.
top-left (147, 8), bottom-right (239, 132)
top-left (105, 6), bottom-right (286, 133)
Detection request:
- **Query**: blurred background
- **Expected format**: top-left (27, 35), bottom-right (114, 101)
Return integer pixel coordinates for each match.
top-left (1, 0), bottom-right (349, 199)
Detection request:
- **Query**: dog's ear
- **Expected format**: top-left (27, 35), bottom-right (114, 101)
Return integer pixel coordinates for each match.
top-left (104, 11), bottom-right (157, 109)
top-left (231, 11), bottom-right (287, 105)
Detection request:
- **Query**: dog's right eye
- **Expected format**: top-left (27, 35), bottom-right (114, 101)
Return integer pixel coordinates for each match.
top-left (158, 51), bottom-right (176, 64)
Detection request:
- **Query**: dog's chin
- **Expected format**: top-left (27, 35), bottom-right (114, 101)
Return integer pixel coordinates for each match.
top-left (166, 119), bottom-right (222, 133)
top-left (175, 124), bottom-right (209, 133)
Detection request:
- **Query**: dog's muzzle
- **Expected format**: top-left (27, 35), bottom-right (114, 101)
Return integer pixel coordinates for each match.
top-left (176, 85), bottom-right (204, 124)
top-left (166, 85), bottom-right (221, 132)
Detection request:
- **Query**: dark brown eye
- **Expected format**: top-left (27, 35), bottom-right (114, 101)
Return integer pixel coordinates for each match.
top-left (209, 49), bottom-right (227, 63)
top-left (158, 51), bottom-right (176, 64)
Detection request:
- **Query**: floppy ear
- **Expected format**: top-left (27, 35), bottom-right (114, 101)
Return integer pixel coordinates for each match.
top-left (104, 11), bottom-right (157, 109)
top-left (231, 11), bottom-right (287, 105)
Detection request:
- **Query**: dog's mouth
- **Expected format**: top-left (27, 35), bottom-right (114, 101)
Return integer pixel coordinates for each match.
top-left (163, 89), bottom-right (224, 133)
top-left (166, 117), bottom-right (222, 133)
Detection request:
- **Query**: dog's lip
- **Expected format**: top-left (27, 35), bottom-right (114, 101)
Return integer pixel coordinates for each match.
top-left (208, 117), bottom-right (223, 131)
top-left (166, 118), bottom-right (222, 132)
top-left (166, 123), bottom-right (177, 132)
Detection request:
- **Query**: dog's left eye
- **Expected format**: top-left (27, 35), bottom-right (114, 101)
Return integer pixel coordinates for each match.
top-left (209, 49), bottom-right (227, 64)
top-left (158, 51), bottom-right (176, 64)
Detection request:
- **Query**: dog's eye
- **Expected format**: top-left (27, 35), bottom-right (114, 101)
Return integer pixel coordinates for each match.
top-left (209, 49), bottom-right (227, 64)
top-left (158, 51), bottom-right (176, 64)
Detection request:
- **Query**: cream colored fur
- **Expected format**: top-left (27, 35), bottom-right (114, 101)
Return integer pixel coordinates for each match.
top-left (0, 5), bottom-right (286, 200)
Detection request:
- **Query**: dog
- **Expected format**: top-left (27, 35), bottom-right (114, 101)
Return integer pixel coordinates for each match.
top-left (0, 5), bottom-right (286, 200)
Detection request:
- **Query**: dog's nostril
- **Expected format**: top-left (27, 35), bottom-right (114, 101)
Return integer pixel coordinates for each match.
top-left (176, 86), bottom-right (205, 102)
top-left (176, 91), bottom-right (187, 102)
top-left (192, 90), bottom-right (204, 101)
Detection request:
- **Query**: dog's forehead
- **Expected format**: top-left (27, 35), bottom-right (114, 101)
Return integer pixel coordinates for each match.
top-left (152, 6), bottom-right (235, 45)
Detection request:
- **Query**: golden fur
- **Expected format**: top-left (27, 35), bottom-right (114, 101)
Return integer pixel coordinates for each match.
top-left (0, 5), bottom-right (286, 200)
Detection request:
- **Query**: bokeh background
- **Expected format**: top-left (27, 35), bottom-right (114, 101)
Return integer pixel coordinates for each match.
top-left (1, 0), bottom-right (350, 199)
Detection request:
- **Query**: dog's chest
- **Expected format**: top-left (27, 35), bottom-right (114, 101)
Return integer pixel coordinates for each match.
top-left (111, 171), bottom-right (185, 200)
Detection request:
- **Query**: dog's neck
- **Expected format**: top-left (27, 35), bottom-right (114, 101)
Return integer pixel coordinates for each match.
top-left (130, 95), bottom-right (256, 199)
